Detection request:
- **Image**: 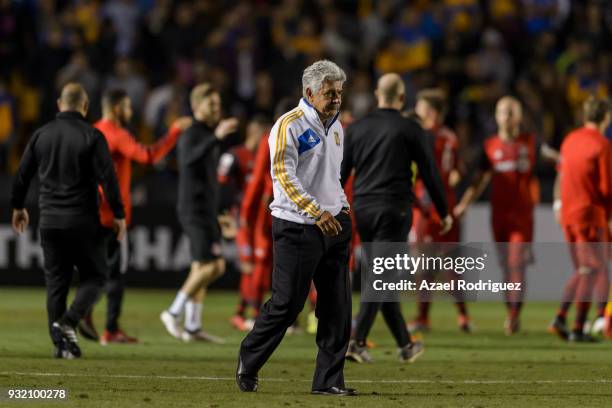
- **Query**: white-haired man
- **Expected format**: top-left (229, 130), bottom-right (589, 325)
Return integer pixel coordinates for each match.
top-left (236, 60), bottom-right (355, 396)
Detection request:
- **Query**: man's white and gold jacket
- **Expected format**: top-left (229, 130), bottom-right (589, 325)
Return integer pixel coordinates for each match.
top-left (269, 98), bottom-right (349, 225)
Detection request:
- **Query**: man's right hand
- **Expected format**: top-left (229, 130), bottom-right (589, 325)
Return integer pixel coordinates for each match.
top-left (215, 118), bottom-right (239, 140)
top-left (113, 218), bottom-right (127, 241)
top-left (173, 116), bottom-right (193, 131)
top-left (315, 211), bottom-right (342, 236)
top-left (439, 214), bottom-right (453, 236)
top-left (453, 203), bottom-right (467, 219)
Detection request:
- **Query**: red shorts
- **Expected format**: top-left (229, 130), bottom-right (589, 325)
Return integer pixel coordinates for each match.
top-left (563, 224), bottom-right (608, 271)
top-left (410, 207), bottom-right (460, 243)
top-left (492, 216), bottom-right (533, 268)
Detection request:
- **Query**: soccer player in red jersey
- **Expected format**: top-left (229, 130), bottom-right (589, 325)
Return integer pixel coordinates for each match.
top-left (409, 89), bottom-right (470, 332)
top-left (549, 96), bottom-right (611, 342)
top-left (80, 88), bottom-right (191, 344)
top-left (222, 116), bottom-right (271, 331)
top-left (455, 96), bottom-right (557, 335)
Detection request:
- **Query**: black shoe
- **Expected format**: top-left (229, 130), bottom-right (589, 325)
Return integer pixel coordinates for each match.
top-left (568, 331), bottom-right (599, 343)
top-left (236, 358), bottom-right (258, 392)
top-left (51, 322), bottom-right (81, 358)
top-left (548, 316), bottom-right (569, 341)
top-left (311, 386), bottom-right (357, 396)
top-left (78, 314), bottom-right (99, 342)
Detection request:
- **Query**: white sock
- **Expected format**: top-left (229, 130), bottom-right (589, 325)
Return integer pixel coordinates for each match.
top-left (168, 291), bottom-right (188, 317)
top-left (184, 300), bottom-right (203, 332)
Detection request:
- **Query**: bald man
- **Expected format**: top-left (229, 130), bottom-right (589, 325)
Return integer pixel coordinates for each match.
top-left (340, 73), bottom-right (452, 363)
top-left (11, 83), bottom-right (125, 359)
top-left (454, 96), bottom-right (540, 335)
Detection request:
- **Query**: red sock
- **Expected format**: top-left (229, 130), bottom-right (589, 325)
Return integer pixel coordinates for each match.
top-left (417, 302), bottom-right (430, 322)
top-left (455, 302), bottom-right (467, 317)
top-left (574, 302), bottom-right (591, 332)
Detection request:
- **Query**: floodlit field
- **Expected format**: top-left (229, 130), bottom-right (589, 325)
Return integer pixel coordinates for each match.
top-left (0, 288), bottom-right (611, 407)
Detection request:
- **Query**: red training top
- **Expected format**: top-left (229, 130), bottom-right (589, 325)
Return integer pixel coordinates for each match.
top-left (95, 119), bottom-right (182, 227)
top-left (559, 126), bottom-right (612, 227)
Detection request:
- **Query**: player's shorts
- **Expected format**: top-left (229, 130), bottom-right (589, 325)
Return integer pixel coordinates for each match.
top-left (563, 224), bottom-right (608, 271)
top-left (492, 216), bottom-right (533, 268)
top-left (181, 220), bottom-right (222, 262)
top-left (410, 207), bottom-right (460, 243)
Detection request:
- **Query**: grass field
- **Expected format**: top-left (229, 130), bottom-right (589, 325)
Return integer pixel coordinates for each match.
top-left (0, 288), bottom-right (611, 407)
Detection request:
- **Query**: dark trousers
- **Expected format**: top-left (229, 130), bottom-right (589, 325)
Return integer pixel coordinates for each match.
top-left (239, 212), bottom-right (352, 390)
top-left (102, 228), bottom-right (124, 332)
top-left (353, 201), bottom-right (413, 348)
top-left (40, 225), bottom-right (107, 339)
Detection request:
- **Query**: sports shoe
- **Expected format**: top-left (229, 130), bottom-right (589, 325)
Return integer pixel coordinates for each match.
top-left (244, 318), bottom-right (255, 331)
top-left (548, 316), bottom-right (569, 341)
top-left (100, 329), bottom-right (139, 345)
top-left (568, 330), bottom-right (599, 343)
top-left (51, 322), bottom-right (81, 359)
top-left (345, 340), bottom-right (373, 363)
top-left (398, 341), bottom-right (424, 363)
top-left (160, 310), bottom-right (182, 339)
top-left (589, 316), bottom-right (606, 336)
top-left (458, 314), bottom-right (472, 333)
top-left (181, 329), bottom-right (225, 344)
top-left (230, 315), bottom-right (249, 331)
top-left (286, 324), bottom-right (303, 336)
top-left (407, 319), bottom-right (431, 333)
top-left (504, 317), bottom-right (520, 336)
top-left (78, 313), bottom-right (99, 342)
top-left (306, 311), bottom-right (318, 334)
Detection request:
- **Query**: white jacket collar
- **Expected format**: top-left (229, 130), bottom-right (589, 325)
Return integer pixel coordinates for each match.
top-left (299, 98), bottom-right (340, 136)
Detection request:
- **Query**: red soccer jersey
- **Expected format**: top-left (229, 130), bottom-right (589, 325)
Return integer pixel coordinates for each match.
top-left (480, 133), bottom-right (537, 222)
top-left (95, 119), bottom-right (181, 227)
top-left (415, 126), bottom-right (459, 218)
top-left (559, 126), bottom-right (612, 228)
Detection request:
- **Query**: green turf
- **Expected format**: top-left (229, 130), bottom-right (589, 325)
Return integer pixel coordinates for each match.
top-left (0, 288), bottom-right (611, 407)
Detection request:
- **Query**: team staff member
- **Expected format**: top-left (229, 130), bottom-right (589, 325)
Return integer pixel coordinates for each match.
top-left (11, 83), bottom-right (126, 359)
top-left (341, 73), bottom-right (451, 364)
top-left (160, 83), bottom-right (238, 343)
top-left (237, 60), bottom-right (354, 396)
top-left (550, 96), bottom-right (612, 342)
top-left (78, 88), bottom-right (191, 344)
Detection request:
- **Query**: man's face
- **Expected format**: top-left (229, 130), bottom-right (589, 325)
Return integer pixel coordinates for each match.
top-left (495, 99), bottom-right (522, 135)
top-left (415, 99), bottom-right (437, 130)
top-left (309, 80), bottom-right (343, 120)
top-left (197, 92), bottom-right (222, 124)
top-left (116, 97), bottom-right (133, 126)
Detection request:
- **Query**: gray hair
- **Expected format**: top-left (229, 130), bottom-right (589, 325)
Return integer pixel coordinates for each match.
top-left (302, 60), bottom-right (346, 98)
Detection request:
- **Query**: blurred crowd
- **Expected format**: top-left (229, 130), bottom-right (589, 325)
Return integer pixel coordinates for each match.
top-left (1, 0), bottom-right (611, 191)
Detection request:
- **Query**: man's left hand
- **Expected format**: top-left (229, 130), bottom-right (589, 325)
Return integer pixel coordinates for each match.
top-left (316, 211), bottom-right (342, 236)
top-left (11, 209), bottom-right (29, 234)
